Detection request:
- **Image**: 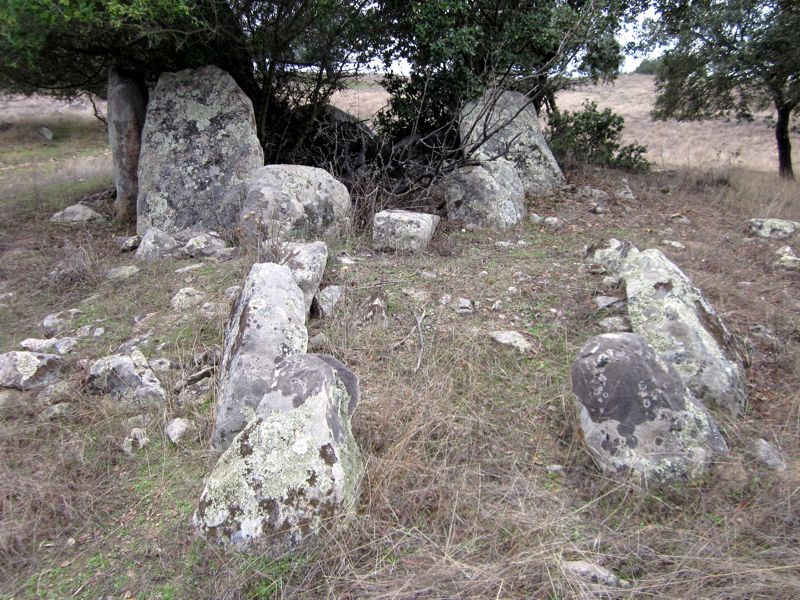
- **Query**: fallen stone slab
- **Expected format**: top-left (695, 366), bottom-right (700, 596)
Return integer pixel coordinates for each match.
top-left (372, 210), bottom-right (440, 252)
top-left (748, 218), bottom-right (800, 240)
top-left (50, 204), bottom-right (105, 224)
top-left (489, 330), bottom-right (533, 353)
top-left (572, 333), bottom-right (727, 485)
top-left (194, 354), bottom-right (362, 553)
top-left (211, 263), bottom-right (308, 451)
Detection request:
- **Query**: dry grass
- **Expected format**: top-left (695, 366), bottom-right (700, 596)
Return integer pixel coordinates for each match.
top-left (1, 86), bottom-right (800, 599)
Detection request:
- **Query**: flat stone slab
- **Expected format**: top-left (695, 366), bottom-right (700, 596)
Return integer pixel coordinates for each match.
top-left (372, 210), bottom-right (439, 253)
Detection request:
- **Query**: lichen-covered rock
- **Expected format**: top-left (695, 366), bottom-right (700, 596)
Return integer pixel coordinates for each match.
top-left (620, 249), bottom-right (748, 417)
top-left (183, 232), bottom-right (232, 259)
top-left (194, 354), bottom-right (362, 552)
top-left (0, 351), bottom-right (64, 390)
top-left (211, 263), bottom-right (308, 451)
top-left (239, 165), bottom-right (351, 240)
top-left (587, 238), bottom-right (639, 273)
top-left (135, 227), bottom-right (179, 261)
top-left (489, 330), bottom-right (533, 353)
top-left (107, 265), bottom-right (140, 280)
top-left (87, 348), bottom-right (166, 404)
top-left (312, 286), bottom-right (343, 319)
top-left (282, 241), bottom-right (328, 314)
top-left (434, 159), bottom-right (524, 229)
top-left (42, 309), bottom-right (83, 337)
top-left (50, 204), bottom-right (106, 224)
top-left (572, 333), bottom-right (728, 484)
top-left (171, 287), bottom-right (206, 312)
top-left (137, 65), bottom-right (263, 234)
top-left (372, 210), bottom-right (440, 252)
top-left (750, 438), bottom-right (787, 471)
top-left (460, 90), bottom-right (564, 196)
top-left (108, 66), bottom-right (146, 223)
top-left (166, 417), bottom-right (194, 445)
top-left (747, 218), bottom-right (800, 240)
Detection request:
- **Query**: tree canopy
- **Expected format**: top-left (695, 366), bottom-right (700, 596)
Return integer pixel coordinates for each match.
top-left (644, 0), bottom-right (800, 178)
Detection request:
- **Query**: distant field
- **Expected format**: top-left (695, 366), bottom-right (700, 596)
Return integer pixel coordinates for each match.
top-left (332, 74), bottom-right (797, 174)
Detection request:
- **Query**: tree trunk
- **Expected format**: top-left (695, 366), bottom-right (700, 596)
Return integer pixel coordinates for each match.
top-left (776, 103), bottom-right (794, 179)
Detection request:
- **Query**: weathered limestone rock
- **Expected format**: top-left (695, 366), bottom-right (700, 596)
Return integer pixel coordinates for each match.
top-left (0, 352), bottom-right (64, 390)
top-left (562, 560), bottom-right (623, 589)
top-left (171, 287), bottom-right (206, 312)
top-left (166, 418), bottom-right (194, 444)
top-left (87, 348), bottom-right (166, 404)
top-left (211, 263), bottom-right (308, 451)
top-left (122, 428), bottom-right (150, 455)
top-left (460, 90), bottom-right (565, 196)
top-left (42, 309), bottom-right (83, 337)
top-left (183, 232), bottom-right (232, 259)
top-left (620, 249), bottom-right (748, 417)
top-left (137, 65), bottom-right (263, 234)
top-left (576, 186), bottom-right (610, 203)
top-left (108, 67), bottom-right (146, 223)
top-left (50, 204), bottom-right (105, 224)
top-left (239, 165), bottom-right (351, 240)
top-left (435, 159), bottom-right (525, 229)
top-left (106, 265), bottom-right (140, 280)
top-left (194, 354), bottom-right (362, 552)
top-left (572, 333), bottom-right (728, 484)
top-left (282, 241), bottom-right (328, 314)
top-left (588, 238), bottom-right (638, 274)
top-left (135, 227), bottom-right (179, 261)
top-left (372, 210), bottom-right (440, 252)
top-left (750, 438), bottom-right (787, 471)
top-left (748, 218), bottom-right (800, 240)
top-left (489, 330), bottom-right (533, 353)
top-left (312, 286), bottom-right (343, 319)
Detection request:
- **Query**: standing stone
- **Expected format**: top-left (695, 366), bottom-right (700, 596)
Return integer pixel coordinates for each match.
top-left (620, 249), bottom-right (748, 417)
top-left (194, 354), bottom-right (362, 552)
top-left (460, 90), bottom-right (565, 196)
top-left (372, 210), bottom-right (440, 252)
top-left (108, 67), bottom-right (146, 223)
top-left (434, 159), bottom-right (525, 229)
top-left (211, 263), bottom-right (308, 451)
top-left (137, 66), bottom-right (263, 234)
top-left (572, 333), bottom-right (728, 485)
top-left (238, 165), bottom-right (351, 240)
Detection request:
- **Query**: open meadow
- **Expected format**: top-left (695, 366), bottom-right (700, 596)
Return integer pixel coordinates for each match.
top-left (1, 77), bottom-right (800, 599)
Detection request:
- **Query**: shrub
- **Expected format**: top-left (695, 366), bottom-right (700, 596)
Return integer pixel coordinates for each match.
top-left (634, 57), bottom-right (662, 75)
top-left (547, 100), bottom-right (650, 172)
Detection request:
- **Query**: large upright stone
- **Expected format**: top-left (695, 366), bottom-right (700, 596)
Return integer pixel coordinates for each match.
top-left (194, 354), bottom-right (362, 553)
top-left (238, 165), bottom-right (351, 240)
top-left (211, 263), bottom-right (308, 451)
top-left (620, 249), bottom-right (748, 417)
top-left (108, 67), bottom-right (146, 223)
top-left (460, 90), bottom-right (565, 196)
top-left (434, 158), bottom-right (525, 229)
top-left (137, 65), bottom-right (263, 234)
top-left (572, 333), bottom-right (727, 485)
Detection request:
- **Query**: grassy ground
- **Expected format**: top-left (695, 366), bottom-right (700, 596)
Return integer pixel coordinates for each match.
top-left (1, 90), bottom-right (800, 597)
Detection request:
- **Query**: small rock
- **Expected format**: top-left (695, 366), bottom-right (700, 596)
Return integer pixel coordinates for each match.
top-left (420, 270), bottom-right (438, 280)
top-left (491, 300), bottom-right (502, 311)
top-left (372, 210), bottom-right (439, 253)
top-left (165, 418), bottom-right (194, 444)
top-left (107, 265), bottom-right (140, 280)
top-left (402, 288), bottom-right (431, 303)
top-left (42, 309), bottom-right (83, 336)
top-left (546, 464), bottom-right (565, 475)
top-left (529, 213), bottom-right (543, 225)
top-left (36, 380), bottom-right (73, 405)
top-left (135, 227), bottom-right (179, 261)
top-left (175, 263), bottom-right (203, 274)
top-left (662, 240), bottom-right (686, 250)
top-left (440, 293), bottom-right (453, 306)
top-left (38, 126), bottom-right (53, 141)
top-left (177, 378), bottom-right (212, 406)
top-left (20, 338), bottom-right (57, 353)
top-left (117, 236), bottom-right (140, 252)
top-left (149, 358), bottom-right (175, 373)
top-left (489, 330), bottom-right (533, 353)
top-left (748, 218), bottom-right (800, 240)
top-left (171, 287), bottom-right (205, 311)
top-left (312, 286), bottom-right (343, 319)
top-left (589, 203), bottom-right (608, 214)
top-left (601, 275), bottom-right (619, 289)
top-left (40, 402), bottom-right (72, 421)
top-left (615, 179), bottom-right (636, 202)
top-left (75, 325), bottom-right (93, 338)
top-left (183, 233), bottom-right (229, 259)
top-left (53, 337), bottom-right (78, 355)
top-left (93, 327), bottom-right (105, 338)
top-left (669, 214), bottom-right (691, 224)
top-left (333, 252), bottom-right (356, 266)
top-left (50, 204), bottom-right (105, 223)
top-left (597, 316), bottom-right (632, 333)
top-left (563, 560), bottom-right (621, 588)
top-left (88, 348), bottom-right (166, 404)
top-left (455, 298), bottom-right (473, 314)
top-left (543, 216), bottom-right (564, 230)
top-left (594, 296), bottom-right (623, 310)
top-left (495, 241), bottom-right (514, 250)
top-left (0, 389), bottom-right (23, 411)
top-left (224, 285), bottom-right (242, 300)
top-left (750, 438), bottom-right (787, 472)
top-left (121, 428), bottom-right (150, 455)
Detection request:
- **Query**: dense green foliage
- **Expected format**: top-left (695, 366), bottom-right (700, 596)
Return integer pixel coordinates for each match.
top-left (645, 0), bottom-right (800, 178)
top-left (375, 0), bottom-right (638, 144)
top-left (547, 100), bottom-right (650, 171)
top-left (634, 56), bottom-right (661, 75)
